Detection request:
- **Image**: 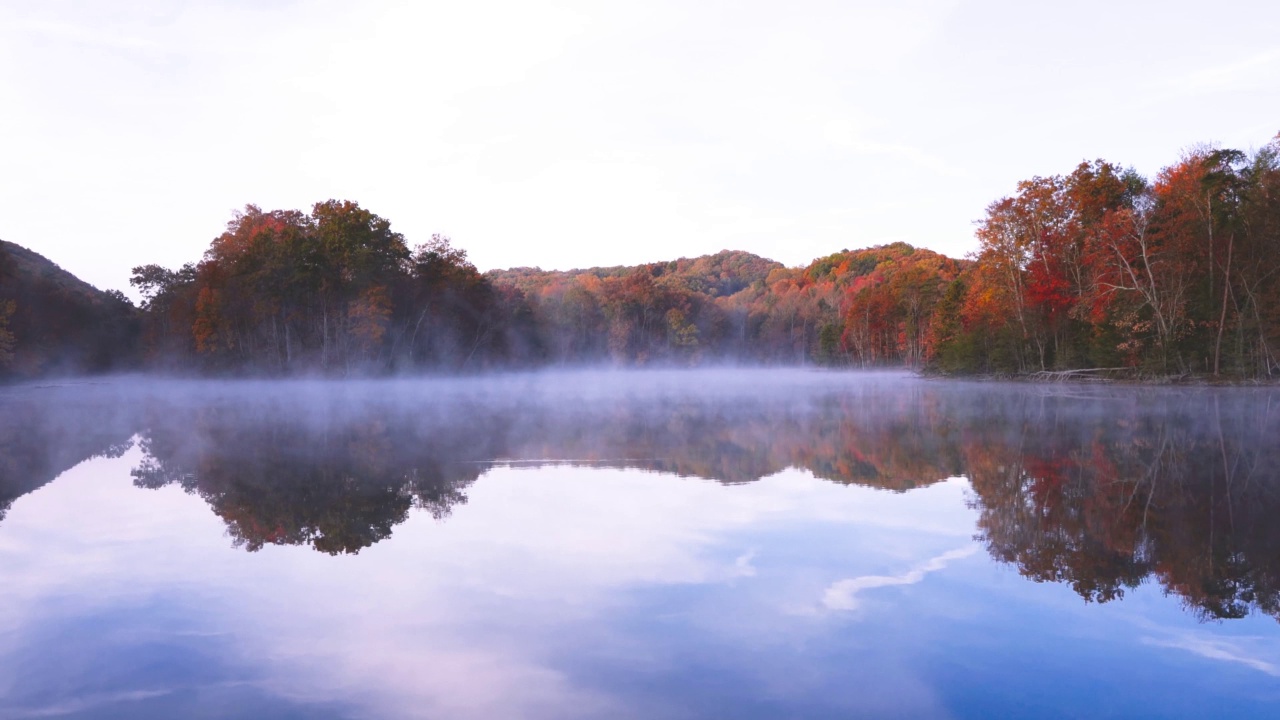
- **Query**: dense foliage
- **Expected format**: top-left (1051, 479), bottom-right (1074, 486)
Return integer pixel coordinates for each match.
top-left (488, 243), bottom-right (962, 366)
top-left (126, 201), bottom-right (539, 374)
top-left (2, 135), bottom-right (1277, 378)
top-left (936, 141), bottom-right (1280, 377)
top-left (0, 240), bottom-right (139, 376)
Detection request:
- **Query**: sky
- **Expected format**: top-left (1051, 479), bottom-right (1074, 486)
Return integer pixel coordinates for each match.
top-left (2, 0), bottom-right (1279, 297)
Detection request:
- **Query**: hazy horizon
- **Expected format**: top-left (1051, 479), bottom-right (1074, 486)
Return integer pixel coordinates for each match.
top-left (4, 1), bottom-right (1279, 298)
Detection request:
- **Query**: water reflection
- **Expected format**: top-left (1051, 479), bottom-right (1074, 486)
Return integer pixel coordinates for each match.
top-left (967, 391), bottom-right (1280, 623)
top-left (0, 384), bottom-right (137, 522)
top-left (132, 408), bottom-right (478, 555)
top-left (2, 372), bottom-right (1279, 623)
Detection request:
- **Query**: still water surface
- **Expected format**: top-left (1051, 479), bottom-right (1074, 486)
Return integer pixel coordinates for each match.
top-left (1, 370), bottom-right (1278, 718)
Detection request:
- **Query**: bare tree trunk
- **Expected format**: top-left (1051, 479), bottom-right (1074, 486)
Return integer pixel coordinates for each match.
top-left (1214, 233), bottom-right (1233, 376)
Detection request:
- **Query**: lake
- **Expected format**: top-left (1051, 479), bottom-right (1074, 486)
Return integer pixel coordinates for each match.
top-left (1, 370), bottom-right (1278, 718)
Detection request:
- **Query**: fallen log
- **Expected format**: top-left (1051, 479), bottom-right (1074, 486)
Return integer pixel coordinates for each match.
top-left (1026, 367), bottom-right (1135, 382)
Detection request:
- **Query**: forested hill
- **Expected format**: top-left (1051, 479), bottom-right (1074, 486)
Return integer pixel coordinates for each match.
top-left (0, 239), bottom-right (139, 377)
top-left (487, 250), bottom-right (783, 299)
top-left (2, 134), bottom-right (1278, 380)
top-left (485, 242), bottom-right (962, 366)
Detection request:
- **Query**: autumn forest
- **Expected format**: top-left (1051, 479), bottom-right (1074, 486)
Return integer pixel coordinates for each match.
top-left (2, 136), bottom-right (1279, 380)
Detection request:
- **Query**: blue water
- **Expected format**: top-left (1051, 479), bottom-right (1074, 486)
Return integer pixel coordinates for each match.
top-left (0, 371), bottom-right (1276, 718)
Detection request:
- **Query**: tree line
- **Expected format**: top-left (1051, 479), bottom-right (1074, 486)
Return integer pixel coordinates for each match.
top-left (937, 139), bottom-right (1280, 377)
top-left (127, 200), bottom-right (538, 374)
top-left (2, 134), bottom-right (1277, 378)
top-left (121, 225), bottom-right (970, 372)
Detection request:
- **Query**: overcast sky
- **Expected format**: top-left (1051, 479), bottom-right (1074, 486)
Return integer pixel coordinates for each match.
top-left (2, 0), bottom-right (1278, 296)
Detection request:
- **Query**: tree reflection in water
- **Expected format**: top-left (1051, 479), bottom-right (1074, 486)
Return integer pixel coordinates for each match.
top-left (0, 384), bottom-right (137, 522)
top-left (965, 391), bottom-right (1280, 623)
top-left (130, 400), bottom-right (494, 555)
top-left (2, 377), bottom-right (1278, 622)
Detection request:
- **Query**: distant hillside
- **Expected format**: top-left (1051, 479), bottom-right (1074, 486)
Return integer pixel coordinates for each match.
top-left (487, 249), bottom-right (784, 298)
top-left (480, 243), bottom-right (968, 366)
top-left (0, 239), bottom-right (140, 378)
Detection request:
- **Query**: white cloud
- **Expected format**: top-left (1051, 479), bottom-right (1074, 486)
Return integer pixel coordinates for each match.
top-left (821, 545), bottom-right (977, 612)
top-left (1143, 633), bottom-right (1280, 678)
top-left (733, 549), bottom-right (758, 578)
top-left (9, 689), bottom-right (179, 719)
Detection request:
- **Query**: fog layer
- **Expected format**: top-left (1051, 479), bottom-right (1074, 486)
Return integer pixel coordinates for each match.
top-left (2, 369), bottom-right (1278, 622)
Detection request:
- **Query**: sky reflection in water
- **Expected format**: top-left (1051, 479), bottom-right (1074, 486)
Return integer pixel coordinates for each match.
top-left (0, 370), bottom-right (1278, 718)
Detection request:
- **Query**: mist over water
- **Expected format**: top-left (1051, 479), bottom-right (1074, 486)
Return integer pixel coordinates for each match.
top-left (2, 370), bottom-right (1279, 718)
